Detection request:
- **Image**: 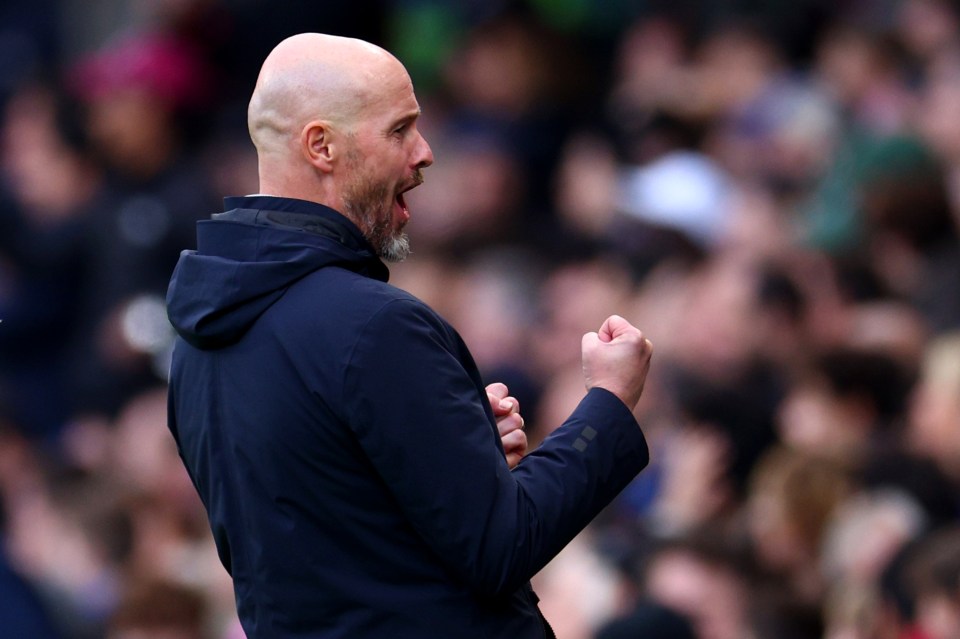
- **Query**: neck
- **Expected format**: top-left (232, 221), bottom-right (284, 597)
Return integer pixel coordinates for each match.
top-left (258, 170), bottom-right (347, 218)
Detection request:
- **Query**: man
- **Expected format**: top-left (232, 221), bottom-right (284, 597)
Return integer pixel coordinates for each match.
top-left (166, 33), bottom-right (652, 638)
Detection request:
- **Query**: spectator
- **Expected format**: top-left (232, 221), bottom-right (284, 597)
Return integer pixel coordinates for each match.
top-left (65, 31), bottom-right (218, 417)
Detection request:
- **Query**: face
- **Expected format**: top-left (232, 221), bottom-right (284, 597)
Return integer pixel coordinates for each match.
top-left (340, 63), bottom-right (433, 262)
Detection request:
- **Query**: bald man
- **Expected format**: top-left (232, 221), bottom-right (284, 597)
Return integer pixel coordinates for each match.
top-left (166, 34), bottom-right (652, 638)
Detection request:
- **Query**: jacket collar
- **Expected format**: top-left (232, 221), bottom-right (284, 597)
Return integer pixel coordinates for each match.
top-left (218, 195), bottom-right (389, 282)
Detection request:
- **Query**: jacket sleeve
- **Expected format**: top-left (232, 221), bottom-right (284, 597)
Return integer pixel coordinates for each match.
top-left (341, 298), bottom-right (649, 596)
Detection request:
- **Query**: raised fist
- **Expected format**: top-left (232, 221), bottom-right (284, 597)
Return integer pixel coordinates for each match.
top-left (581, 315), bottom-right (652, 411)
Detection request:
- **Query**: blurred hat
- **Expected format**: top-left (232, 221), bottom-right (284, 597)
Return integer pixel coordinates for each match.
top-left (69, 32), bottom-right (210, 109)
top-left (618, 150), bottom-right (731, 247)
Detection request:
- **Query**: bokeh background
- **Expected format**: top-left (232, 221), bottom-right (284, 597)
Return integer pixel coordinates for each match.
top-left (2, 1), bottom-right (960, 638)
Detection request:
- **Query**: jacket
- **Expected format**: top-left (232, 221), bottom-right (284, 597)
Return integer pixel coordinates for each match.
top-left (166, 195), bottom-right (650, 638)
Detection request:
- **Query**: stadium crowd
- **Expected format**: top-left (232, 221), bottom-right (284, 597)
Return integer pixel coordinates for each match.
top-left (1, 0), bottom-right (960, 637)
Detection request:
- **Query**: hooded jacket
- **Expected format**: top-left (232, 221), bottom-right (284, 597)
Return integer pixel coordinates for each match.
top-left (166, 196), bottom-right (650, 638)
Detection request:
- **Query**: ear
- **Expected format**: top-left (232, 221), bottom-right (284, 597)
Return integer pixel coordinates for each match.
top-left (300, 120), bottom-right (336, 173)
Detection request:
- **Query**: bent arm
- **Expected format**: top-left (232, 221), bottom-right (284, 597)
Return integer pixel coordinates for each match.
top-left (342, 300), bottom-right (648, 596)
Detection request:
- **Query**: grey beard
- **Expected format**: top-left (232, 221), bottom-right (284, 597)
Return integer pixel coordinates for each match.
top-left (379, 232), bottom-right (411, 263)
top-left (342, 186), bottom-right (411, 263)
top-left (341, 147), bottom-right (419, 263)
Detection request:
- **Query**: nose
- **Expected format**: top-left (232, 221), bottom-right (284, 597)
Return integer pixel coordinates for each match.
top-left (415, 132), bottom-right (434, 170)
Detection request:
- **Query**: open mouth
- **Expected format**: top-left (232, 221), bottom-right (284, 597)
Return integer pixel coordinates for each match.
top-left (394, 169), bottom-right (424, 221)
top-left (395, 177), bottom-right (422, 218)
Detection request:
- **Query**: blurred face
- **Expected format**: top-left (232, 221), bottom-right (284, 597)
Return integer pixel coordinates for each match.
top-left (646, 550), bottom-right (747, 639)
top-left (777, 380), bottom-right (869, 459)
top-left (916, 592), bottom-right (960, 639)
top-left (340, 65), bottom-right (433, 262)
top-left (908, 380), bottom-right (960, 469)
top-left (916, 78), bottom-right (960, 161)
top-left (87, 89), bottom-right (172, 173)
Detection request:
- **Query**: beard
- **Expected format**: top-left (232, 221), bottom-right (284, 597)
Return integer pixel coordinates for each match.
top-left (342, 152), bottom-right (414, 263)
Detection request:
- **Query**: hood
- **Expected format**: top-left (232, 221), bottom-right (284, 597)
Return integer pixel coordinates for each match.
top-left (167, 196), bottom-right (388, 350)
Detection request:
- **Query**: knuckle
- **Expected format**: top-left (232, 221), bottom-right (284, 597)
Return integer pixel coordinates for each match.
top-left (487, 382), bottom-right (508, 396)
top-left (500, 414), bottom-right (522, 432)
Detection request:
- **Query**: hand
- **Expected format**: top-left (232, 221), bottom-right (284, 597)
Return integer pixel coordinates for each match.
top-left (581, 315), bottom-right (652, 411)
top-left (486, 383), bottom-right (528, 469)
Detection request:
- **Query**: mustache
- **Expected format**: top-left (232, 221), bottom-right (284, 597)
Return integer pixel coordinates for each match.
top-left (411, 169), bottom-right (424, 187)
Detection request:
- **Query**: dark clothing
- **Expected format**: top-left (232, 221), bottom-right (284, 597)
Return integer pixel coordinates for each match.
top-left (166, 196), bottom-right (649, 638)
top-left (0, 544), bottom-right (64, 639)
top-left (0, 193), bottom-right (89, 437)
top-left (596, 601), bottom-right (696, 639)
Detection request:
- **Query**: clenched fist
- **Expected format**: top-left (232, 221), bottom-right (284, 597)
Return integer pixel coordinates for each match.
top-left (581, 315), bottom-right (652, 411)
top-left (486, 382), bottom-right (527, 469)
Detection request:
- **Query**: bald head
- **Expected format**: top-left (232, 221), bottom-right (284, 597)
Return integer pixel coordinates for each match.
top-left (248, 33), bottom-right (402, 157)
top-left (243, 33), bottom-right (433, 253)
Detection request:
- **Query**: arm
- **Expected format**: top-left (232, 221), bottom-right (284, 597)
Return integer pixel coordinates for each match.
top-left (342, 300), bottom-right (650, 596)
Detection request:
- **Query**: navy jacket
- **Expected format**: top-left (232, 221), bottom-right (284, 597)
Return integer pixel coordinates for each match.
top-left (166, 196), bottom-right (649, 638)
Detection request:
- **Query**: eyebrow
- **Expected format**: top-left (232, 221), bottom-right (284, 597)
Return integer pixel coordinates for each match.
top-left (389, 108), bottom-right (421, 130)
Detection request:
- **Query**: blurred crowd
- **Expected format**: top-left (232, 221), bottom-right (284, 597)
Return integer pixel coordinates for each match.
top-left (1, 0), bottom-right (960, 638)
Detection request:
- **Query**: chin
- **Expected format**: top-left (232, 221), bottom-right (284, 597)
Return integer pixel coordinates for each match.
top-left (380, 234), bottom-right (411, 263)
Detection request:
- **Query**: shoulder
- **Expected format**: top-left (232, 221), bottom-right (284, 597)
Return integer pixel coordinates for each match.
top-left (310, 267), bottom-right (434, 314)
top-left (274, 266), bottom-right (449, 339)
